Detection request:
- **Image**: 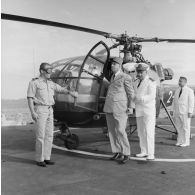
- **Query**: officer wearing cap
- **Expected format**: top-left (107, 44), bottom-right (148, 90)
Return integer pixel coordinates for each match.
top-left (122, 62), bottom-right (137, 81)
top-left (134, 63), bottom-right (156, 160)
top-left (27, 62), bottom-right (78, 167)
top-left (104, 57), bottom-right (134, 164)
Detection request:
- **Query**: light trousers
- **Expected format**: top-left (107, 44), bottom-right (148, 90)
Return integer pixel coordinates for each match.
top-left (136, 115), bottom-right (155, 156)
top-left (35, 106), bottom-right (54, 162)
top-left (106, 113), bottom-right (130, 155)
top-left (174, 114), bottom-right (191, 145)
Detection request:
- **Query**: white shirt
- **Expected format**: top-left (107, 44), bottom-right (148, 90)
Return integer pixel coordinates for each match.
top-left (27, 77), bottom-right (67, 106)
top-left (112, 70), bottom-right (121, 80)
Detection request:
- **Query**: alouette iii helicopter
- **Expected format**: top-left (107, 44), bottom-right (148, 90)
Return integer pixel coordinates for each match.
top-left (2, 13), bottom-right (195, 149)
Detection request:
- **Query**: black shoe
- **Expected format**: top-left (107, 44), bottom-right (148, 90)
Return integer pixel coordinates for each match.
top-left (119, 155), bottom-right (130, 164)
top-left (36, 161), bottom-right (47, 167)
top-left (44, 160), bottom-right (55, 165)
top-left (110, 153), bottom-right (121, 160)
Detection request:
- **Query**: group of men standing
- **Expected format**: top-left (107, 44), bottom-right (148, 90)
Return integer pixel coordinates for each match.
top-left (27, 58), bottom-right (194, 167)
top-left (104, 57), bottom-right (157, 164)
top-left (104, 57), bottom-right (194, 164)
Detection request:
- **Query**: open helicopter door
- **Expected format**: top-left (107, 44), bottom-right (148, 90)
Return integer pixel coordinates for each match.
top-left (74, 41), bottom-right (110, 111)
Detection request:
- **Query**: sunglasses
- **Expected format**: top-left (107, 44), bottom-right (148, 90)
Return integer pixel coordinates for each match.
top-left (43, 68), bottom-right (52, 74)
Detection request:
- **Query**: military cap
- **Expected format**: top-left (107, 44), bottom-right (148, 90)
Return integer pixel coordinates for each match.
top-left (123, 62), bottom-right (137, 72)
top-left (112, 57), bottom-right (123, 65)
top-left (135, 63), bottom-right (149, 71)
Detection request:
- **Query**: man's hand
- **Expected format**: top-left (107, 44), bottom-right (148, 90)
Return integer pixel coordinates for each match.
top-left (127, 108), bottom-right (133, 115)
top-left (31, 112), bottom-right (38, 121)
top-left (188, 113), bottom-right (193, 118)
top-left (69, 91), bottom-right (78, 98)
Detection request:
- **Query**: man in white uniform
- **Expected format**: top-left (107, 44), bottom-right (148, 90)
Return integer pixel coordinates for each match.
top-left (172, 76), bottom-right (194, 147)
top-left (134, 63), bottom-right (156, 160)
top-left (104, 57), bottom-right (134, 164)
top-left (27, 62), bottom-right (78, 167)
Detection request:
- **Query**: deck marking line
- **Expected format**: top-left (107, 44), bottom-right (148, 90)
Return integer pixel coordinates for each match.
top-left (53, 144), bottom-right (195, 162)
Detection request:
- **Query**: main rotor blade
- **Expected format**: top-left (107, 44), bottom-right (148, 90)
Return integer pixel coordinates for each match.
top-left (1, 13), bottom-right (110, 37)
top-left (136, 38), bottom-right (195, 43)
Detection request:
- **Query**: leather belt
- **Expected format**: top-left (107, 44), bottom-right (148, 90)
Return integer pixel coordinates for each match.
top-left (35, 104), bottom-right (53, 109)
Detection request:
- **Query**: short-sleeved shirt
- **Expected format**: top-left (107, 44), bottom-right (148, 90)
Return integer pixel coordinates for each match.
top-left (27, 77), bottom-right (67, 106)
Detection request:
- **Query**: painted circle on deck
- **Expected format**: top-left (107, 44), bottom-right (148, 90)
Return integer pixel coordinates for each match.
top-left (53, 144), bottom-right (195, 162)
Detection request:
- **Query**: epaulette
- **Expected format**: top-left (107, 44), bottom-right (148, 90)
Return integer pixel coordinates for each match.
top-left (149, 78), bottom-right (154, 82)
top-left (32, 78), bottom-right (38, 81)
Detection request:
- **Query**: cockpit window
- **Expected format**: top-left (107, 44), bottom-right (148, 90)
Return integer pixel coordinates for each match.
top-left (51, 58), bottom-right (84, 89)
top-left (51, 58), bottom-right (84, 78)
top-left (81, 57), bottom-right (105, 78)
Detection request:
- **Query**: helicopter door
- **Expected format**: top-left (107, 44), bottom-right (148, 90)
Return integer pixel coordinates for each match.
top-left (74, 41), bottom-right (110, 111)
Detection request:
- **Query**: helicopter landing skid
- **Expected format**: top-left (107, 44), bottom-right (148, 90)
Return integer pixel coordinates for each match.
top-left (54, 122), bottom-right (79, 150)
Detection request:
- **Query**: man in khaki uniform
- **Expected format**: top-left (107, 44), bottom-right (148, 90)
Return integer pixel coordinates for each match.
top-left (103, 57), bottom-right (134, 164)
top-left (27, 62), bottom-right (77, 167)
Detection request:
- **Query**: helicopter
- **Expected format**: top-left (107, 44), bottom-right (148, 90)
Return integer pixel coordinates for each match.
top-left (2, 13), bottom-right (195, 149)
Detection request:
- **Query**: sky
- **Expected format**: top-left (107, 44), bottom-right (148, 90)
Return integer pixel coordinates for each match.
top-left (1, 0), bottom-right (195, 99)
